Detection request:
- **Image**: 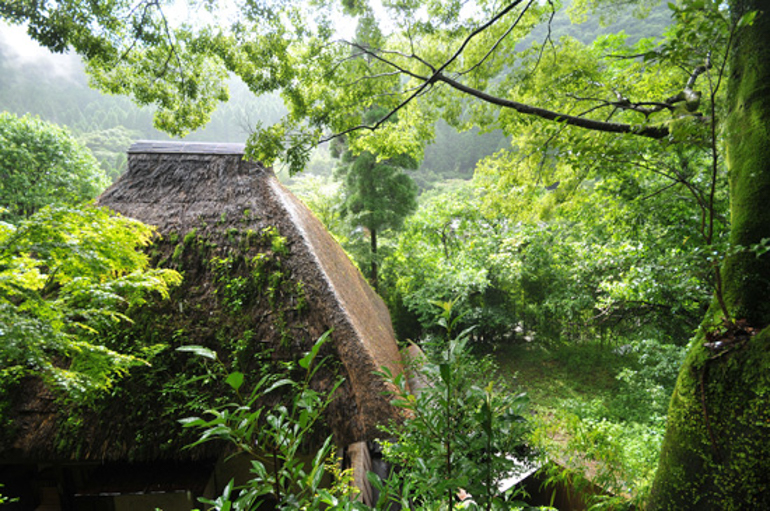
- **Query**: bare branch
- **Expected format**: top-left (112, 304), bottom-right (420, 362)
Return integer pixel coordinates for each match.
top-left (459, 0), bottom-right (536, 76)
top-left (342, 41), bottom-right (431, 81)
top-left (371, 82), bottom-right (434, 99)
top-left (358, 44), bottom-right (437, 73)
top-left (531, 0), bottom-right (557, 75)
top-left (317, 80), bottom-right (436, 144)
top-left (430, 0), bottom-right (530, 81)
top-left (435, 72), bottom-right (669, 138)
top-left (118, 0), bottom-right (158, 62)
top-left (605, 51), bottom-right (658, 60)
top-left (157, 6), bottom-right (183, 82)
top-left (637, 180), bottom-right (680, 201)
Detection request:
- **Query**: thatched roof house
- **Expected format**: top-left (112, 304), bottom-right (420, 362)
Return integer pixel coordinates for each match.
top-left (1, 141), bottom-right (407, 509)
top-left (102, 141), bottom-right (406, 443)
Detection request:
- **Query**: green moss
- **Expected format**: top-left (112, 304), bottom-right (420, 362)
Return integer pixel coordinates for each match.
top-left (722, 1), bottom-right (770, 325)
top-left (649, 327), bottom-right (770, 509)
top-left (225, 227), bottom-right (239, 243)
top-left (183, 228), bottom-right (198, 246)
top-left (295, 280), bottom-right (307, 312)
top-left (46, 218), bottom-right (320, 460)
top-left (250, 253), bottom-right (269, 284)
top-left (262, 226), bottom-right (288, 255)
top-left (171, 243), bottom-right (184, 263)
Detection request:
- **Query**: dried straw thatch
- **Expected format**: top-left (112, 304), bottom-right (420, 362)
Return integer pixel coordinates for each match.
top-left (2, 141), bottom-right (406, 463)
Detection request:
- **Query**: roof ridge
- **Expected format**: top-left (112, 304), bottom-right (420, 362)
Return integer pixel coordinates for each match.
top-left (128, 140), bottom-right (247, 155)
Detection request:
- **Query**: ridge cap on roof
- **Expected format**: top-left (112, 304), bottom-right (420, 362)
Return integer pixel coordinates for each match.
top-left (128, 140), bottom-right (247, 155)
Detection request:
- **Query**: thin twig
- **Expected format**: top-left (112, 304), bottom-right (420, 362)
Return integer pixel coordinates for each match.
top-left (459, 0), bottom-right (536, 76)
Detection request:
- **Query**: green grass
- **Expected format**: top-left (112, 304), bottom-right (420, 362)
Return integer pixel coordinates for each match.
top-left (489, 341), bottom-right (630, 412)
top-left (484, 339), bottom-right (685, 507)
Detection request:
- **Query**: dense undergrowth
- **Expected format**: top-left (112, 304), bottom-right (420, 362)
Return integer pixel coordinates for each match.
top-left (492, 338), bottom-right (686, 508)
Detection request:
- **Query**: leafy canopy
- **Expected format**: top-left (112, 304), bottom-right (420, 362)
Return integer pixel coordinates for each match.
top-left (2, 0), bottom-right (723, 174)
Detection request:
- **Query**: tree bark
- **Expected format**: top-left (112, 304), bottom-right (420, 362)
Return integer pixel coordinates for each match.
top-left (647, 1), bottom-right (770, 508)
top-left (435, 73), bottom-right (670, 139)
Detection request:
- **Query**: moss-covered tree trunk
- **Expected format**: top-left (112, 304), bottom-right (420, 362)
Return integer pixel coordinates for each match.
top-left (648, 1), bottom-right (770, 508)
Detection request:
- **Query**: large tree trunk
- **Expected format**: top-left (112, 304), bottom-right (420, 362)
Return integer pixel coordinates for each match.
top-left (648, 1), bottom-right (770, 508)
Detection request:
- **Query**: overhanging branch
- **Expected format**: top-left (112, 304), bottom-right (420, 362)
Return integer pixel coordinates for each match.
top-left (435, 73), bottom-right (670, 138)
top-left (321, 0), bottom-right (688, 144)
top-left (330, 43), bottom-right (670, 143)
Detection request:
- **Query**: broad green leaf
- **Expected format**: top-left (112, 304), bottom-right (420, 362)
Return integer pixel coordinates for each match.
top-left (225, 371), bottom-right (245, 391)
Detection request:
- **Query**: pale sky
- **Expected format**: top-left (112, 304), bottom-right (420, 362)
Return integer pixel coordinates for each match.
top-left (0, 22), bottom-right (82, 79)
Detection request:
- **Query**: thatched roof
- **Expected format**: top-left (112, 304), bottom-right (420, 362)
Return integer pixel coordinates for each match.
top-left (2, 141), bottom-right (406, 463)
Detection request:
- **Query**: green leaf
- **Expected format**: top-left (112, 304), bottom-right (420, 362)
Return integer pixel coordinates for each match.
top-left (263, 378), bottom-right (294, 395)
top-left (225, 371), bottom-right (245, 391)
top-left (439, 362), bottom-right (451, 384)
top-left (176, 345), bottom-right (217, 360)
top-left (737, 10), bottom-right (758, 28)
top-left (299, 330), bottom-right (331, 369)
top-left (178, 417), bottom-right (205, 428)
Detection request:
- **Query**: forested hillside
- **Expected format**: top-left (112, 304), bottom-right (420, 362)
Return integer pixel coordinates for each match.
top-left (0, 26), bottom-right (285, 181)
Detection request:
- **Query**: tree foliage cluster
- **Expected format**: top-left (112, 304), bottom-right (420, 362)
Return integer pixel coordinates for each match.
top-left (0, 113), bottom-right (180, 432)
top-left (379, 137), bottom-right (725, 346)
top-left (0, 36), bottom-right (287, 181)
top-left (0, 112), bottom-right (109, 220)
top-left (0, 205), bottom-right (181, 397)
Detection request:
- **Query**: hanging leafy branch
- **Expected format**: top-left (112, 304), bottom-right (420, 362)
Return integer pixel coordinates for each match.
top-left (2, 0), bottom-right (718, 175)
top-left (0, 205), bottom-right (181, 396)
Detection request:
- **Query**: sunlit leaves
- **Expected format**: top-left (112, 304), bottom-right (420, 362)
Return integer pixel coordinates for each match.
top-left (180, 333), bottom-right (357, 509)
top-left (0, 205), bottom-right (181, 396)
